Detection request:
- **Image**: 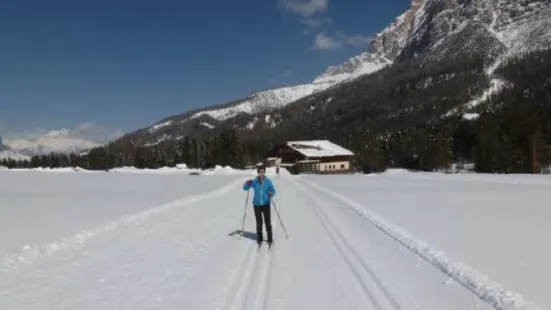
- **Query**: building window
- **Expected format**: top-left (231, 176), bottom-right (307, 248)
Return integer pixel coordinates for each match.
top-left (341, 164), bottom-right (345, 169)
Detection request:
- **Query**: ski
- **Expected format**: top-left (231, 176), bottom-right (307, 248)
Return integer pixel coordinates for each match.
top-left (256, 241), bottom-right (273, 251)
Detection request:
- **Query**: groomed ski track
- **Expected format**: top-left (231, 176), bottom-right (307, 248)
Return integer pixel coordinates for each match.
top-left (1, 172), bottom-right (534, 310)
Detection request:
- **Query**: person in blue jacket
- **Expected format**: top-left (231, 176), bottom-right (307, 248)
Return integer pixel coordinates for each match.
top-left (243, 165), bottom-right (276, 245)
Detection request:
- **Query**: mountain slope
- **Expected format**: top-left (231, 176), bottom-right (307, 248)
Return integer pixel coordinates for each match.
top-left (119, 1), bottom-right (425, 146)
top-left (118, 0), bottom-right (551, 148)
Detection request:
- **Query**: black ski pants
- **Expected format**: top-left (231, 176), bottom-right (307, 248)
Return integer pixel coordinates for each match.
top-left (254, 204), bottom-right (272, 243)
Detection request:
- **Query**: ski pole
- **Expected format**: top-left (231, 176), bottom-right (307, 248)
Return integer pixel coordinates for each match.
top-left (241, 190), bottom-right (250, 235)
top-left (271, 198), bottom-right (289, 239)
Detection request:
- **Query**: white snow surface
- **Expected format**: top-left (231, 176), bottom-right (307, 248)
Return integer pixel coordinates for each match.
top-left (303, 170), bottom-right (550, 310)
top-left (0, 168), bottom-right (548, 309)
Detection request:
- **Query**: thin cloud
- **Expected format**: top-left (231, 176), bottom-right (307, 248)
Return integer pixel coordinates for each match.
top-left (279, 0), bottom-right (328, 17)
top-left (278, 0), bottom-right (371, 51)
top-left (300, 17), bottom-right (333, 28)
top-left (314, 32), bottom-right (342, 50)
top-left (313, 32), bottom-right (372, 50)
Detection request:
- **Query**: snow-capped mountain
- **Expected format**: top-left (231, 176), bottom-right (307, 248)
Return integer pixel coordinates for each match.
top-left (0, 149), bottom-right (30, 161)
top-left (121, 0), bottom-right (551, 146)
top-left (0, 136), bottom-right (29, 161)
top-left (121, 0), bottom-right (424, 146)
top-left (399, 0), bottom-right (551, 65)
top-left (176, 2), bottom-right (426, 125)
top-left (3, 129), bottom-right (99, 156)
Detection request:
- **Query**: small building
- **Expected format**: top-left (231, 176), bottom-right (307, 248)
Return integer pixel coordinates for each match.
top-left (265, 140), bottom-right (354, 174)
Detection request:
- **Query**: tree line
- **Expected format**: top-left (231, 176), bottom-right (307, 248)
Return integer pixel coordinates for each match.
top-left (1, 130), bottom-right (272, 171)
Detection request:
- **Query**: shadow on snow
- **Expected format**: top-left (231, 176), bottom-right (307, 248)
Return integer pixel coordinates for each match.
top-left (227, 230), bottom-right (257, 241)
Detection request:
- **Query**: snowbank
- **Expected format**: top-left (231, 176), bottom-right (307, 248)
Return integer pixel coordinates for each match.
top-left (380, 168), bottom-right (412, 175)
top-left (1, 164), bottom-right (287, 177)
top-left (373, 168), bottom-right (551, 186)
top-left (5, 167), bottom-right (96, 173)
top-left (299, 178), bottom-right (543, 310)
top-left (108, 165), bottom-right (256, 176)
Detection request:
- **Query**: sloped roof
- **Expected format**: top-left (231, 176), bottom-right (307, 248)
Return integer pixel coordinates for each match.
top-left (286, 140), bottom-right (354, 158)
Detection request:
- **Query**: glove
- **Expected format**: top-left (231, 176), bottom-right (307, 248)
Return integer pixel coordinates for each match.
top-left (245, 180), bottom-right (252, 186)
top-left (268, 191), bottom-right (272, 197)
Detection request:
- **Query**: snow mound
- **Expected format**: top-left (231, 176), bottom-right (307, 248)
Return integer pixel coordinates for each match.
top-left (6, 167), bottom-right (94, 173)
top-left (1, 165), bottom-right (289, 177)
top-left (381, 168), bottom-right (413, 175)
top-left (299, 178), bottom-right (542, 310)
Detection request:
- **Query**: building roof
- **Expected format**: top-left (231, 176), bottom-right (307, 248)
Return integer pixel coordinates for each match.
top-left (287, 140), bottom-right (354, 158)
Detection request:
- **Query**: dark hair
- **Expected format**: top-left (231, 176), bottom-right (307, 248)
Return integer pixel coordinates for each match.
top-left (257, 165), bottom-right (266, 172)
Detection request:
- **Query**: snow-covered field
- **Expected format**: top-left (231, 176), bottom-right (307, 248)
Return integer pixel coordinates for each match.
top-left (0, 167), bottom-right (548, 310)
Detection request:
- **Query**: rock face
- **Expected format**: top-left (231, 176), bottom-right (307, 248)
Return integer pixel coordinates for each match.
top-left (399, 0), bottom-right (551, 64)
top-left (119, 0), bottom-right (551, 146)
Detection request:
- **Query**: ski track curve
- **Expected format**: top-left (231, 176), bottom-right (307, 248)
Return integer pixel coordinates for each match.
top-left (0, 177), bottom-right (260, 310)
top-left (0, 177), bottom-right (250, 276)
top-left (297, 176), bottom-right (543, 310)
top-left (293, 177), bottom-right (403, 310)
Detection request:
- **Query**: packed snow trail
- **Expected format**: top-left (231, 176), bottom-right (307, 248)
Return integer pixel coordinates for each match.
top-left (1, 172), bottom-right (504, 309)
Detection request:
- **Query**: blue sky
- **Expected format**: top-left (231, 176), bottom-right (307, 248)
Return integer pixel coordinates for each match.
top-left (0, 0), bottom-right (409, 142)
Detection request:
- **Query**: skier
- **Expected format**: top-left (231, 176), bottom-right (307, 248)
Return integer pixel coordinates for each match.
top-left (276, 165), bottom-right (280, 177)
top-left (243, 165), bottom-right (276, 245)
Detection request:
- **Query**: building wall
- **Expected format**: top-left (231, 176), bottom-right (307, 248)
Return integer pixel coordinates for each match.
top-left (316, 161), bottom-right (350, 172)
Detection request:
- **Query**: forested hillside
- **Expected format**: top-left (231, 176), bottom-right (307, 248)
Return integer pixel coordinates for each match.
top-left (2, 49), bottom-right (550, 173)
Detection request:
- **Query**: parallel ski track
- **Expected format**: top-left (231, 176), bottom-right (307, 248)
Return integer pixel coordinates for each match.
top-left (298, 177), bottom-right (544, 310)
top-left (224, 177), bottom-right (281, 310)
top-left (293, 178), bottom-right (403, 310)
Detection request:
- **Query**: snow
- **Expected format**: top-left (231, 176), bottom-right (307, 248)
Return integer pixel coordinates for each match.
top-left (0, 149), bottom-right (30, 161)
top-left (0, 168), bottom-right (548, 309)
top-left (463, 113), bottom-right (480, 120)
top-left (200, 121), bottom-right (215, 129)
top-left (246, 117), bottom-right (259, 130)
top-left (4, 129), bottom-right (99, 156)
top-left (302, 171), bottom-right (551, 310)
top-left (148, 121), bottom-right (173, 133)
top-left (312, 58), bottom-right (392, 85)
top-left (287, 140), bottom-right (354, 157)
top-left (144, 133), bottom-right (172, 147)
top-left (443, 78), bottom-right (507, 118)
top-left (189, 83), bottom-right (325, 122)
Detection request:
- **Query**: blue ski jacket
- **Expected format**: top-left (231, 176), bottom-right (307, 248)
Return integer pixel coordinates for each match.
top-left (243, 177), bottom-right (276, 207)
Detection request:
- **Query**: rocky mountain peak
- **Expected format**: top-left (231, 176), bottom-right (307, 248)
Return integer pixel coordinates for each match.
top-left (313, 0), bottom-right (427, 85)
top-left (118, 0), bottom-right (551, 147)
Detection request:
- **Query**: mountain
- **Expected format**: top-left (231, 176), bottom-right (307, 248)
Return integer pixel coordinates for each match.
top-left (0, 136), bottom-right (29, 161)
top-left (0, 149), bottom-right (30, 161)
top-left (118, 1), bottom-right (425, 146)
top-left (117, 0), bottom-right (551, 148)
top-left (3, 129), bottom-right (99, 156)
